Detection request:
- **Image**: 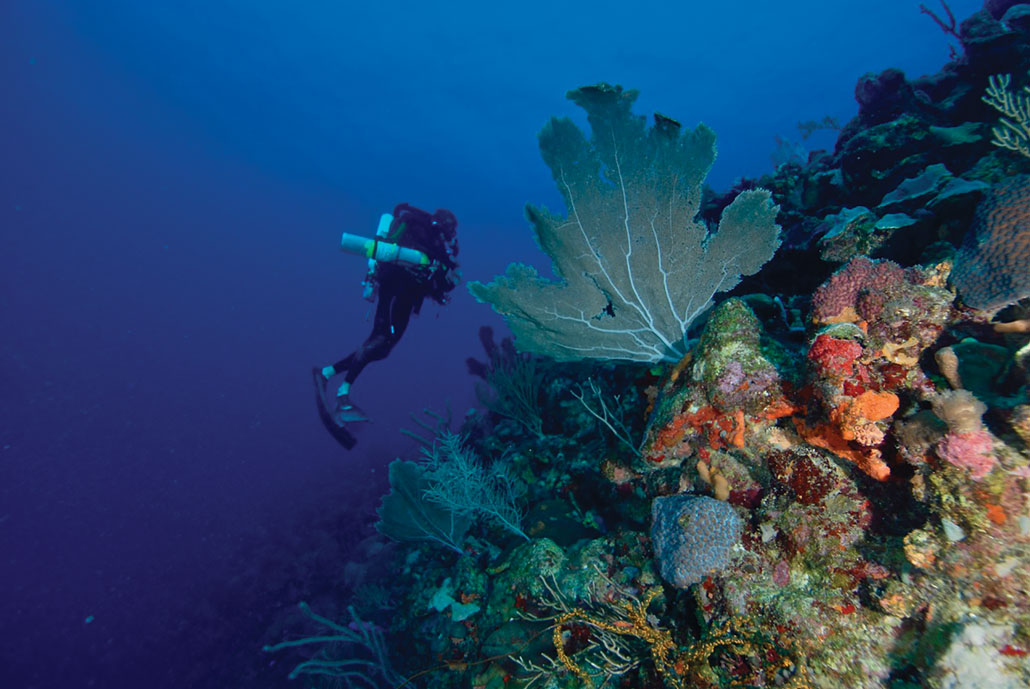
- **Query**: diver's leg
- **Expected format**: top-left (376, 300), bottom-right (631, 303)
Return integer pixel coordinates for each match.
top-left (324, 293), bottom-right (399, 423)
top-left (325, 353), bottom-right (353, 380)
top-left (338, 292), bottom-right (396, 387)
top-left (321, 281), bottom-right (397, 382)
top-left (387, 291), bottom-right (415, 342)
top-left (341, 292), bottom-right (414, 386)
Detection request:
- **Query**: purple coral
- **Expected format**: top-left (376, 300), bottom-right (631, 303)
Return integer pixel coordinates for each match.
top-left (936, 430), bottom-right (996, 480)
top-left (952, 175), bottom-right (1030, 311)
top-left (651, 494), bottom-right (743, 588)
top-left (811, 257), bottom-right (908, 322)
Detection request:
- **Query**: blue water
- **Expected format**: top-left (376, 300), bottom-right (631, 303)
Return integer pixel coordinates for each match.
top-left (0, 1), bottom-right (984, 686)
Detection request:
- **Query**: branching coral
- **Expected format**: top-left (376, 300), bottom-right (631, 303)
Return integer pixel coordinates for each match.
top-left (421, 431), bottom-right (530, 541)
top-left (982, 72), bottom-right (1030, 159)
top-left (515, 570), bottom-right (809, 689)
top-left (263, 602), bottom-right (403, 686)
top-left (468, 326), bottom-right (547, 439)
top-left (552, 587), bottom-right (676, 686)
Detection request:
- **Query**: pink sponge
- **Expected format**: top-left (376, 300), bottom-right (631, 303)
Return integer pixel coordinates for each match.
top-left (936, 430), bottom-right (996, 480)
top-left (811, 257), bottom-right (907, 322)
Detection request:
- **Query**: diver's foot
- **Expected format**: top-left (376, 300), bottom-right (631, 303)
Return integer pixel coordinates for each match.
top-left (313, 365), bottom-right (327, 385)
top-left (335, 395), bottom-right (369, 424)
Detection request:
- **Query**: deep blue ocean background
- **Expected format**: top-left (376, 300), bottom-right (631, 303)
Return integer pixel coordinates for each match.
top-left (1, 1), bottom-right (985, 686)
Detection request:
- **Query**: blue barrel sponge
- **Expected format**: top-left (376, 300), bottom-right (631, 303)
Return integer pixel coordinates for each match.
top-left (651, 494), bottom-right (743, 588)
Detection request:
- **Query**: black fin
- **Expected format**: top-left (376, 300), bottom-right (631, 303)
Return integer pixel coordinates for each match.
top-left (312, 367), bottom-right (357, 450)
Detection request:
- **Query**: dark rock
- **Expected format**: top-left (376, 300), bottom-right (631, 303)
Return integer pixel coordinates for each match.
top-left (986, 0), bottom-right (1026, 20)
top-left (961, 9), bottom-right (1026, 73)
top-left (817, 207), bottom-right (881, 263)
top-left (1002, 4), bottom-right (1030, 33)
top-left (805, 168), bottom-right (844, 210)
top-left (523, 499), bottom-right (600, 547)
top-left (855, 69), bottom-right (921, 125)
top-left (480, 620), bottom-right (550, 658)
top-left (838, 114), bottom-right (932, 202)
top-left (910, 67), bottom-right (965, 111)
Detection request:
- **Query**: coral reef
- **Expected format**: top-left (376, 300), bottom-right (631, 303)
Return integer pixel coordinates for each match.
top-left (266, 5), bottom-right (1030, 688)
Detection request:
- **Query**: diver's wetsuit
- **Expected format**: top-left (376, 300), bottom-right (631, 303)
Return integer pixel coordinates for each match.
top-left (331, 264), bottom-right (423, 385)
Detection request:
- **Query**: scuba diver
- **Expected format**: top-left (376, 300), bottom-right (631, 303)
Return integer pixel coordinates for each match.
top-left (313, 203), bottom-right (460, 449)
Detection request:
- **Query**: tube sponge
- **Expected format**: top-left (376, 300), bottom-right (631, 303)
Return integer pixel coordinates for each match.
top-left (931, 389), bottom-right (987, 435)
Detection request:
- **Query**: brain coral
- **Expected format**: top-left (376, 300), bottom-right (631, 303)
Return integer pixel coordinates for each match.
top-left (952, 175), bottom-right (1030, 311)
top-left (650, 494), bottom-right (743, 588)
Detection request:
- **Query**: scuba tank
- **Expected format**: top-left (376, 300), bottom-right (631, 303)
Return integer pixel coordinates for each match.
top-left (340, 213), bottom-right (433, 302)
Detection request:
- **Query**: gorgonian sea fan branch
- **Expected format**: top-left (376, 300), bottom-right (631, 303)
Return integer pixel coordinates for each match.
top-left (470, 83), bottom-right (780, 363)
